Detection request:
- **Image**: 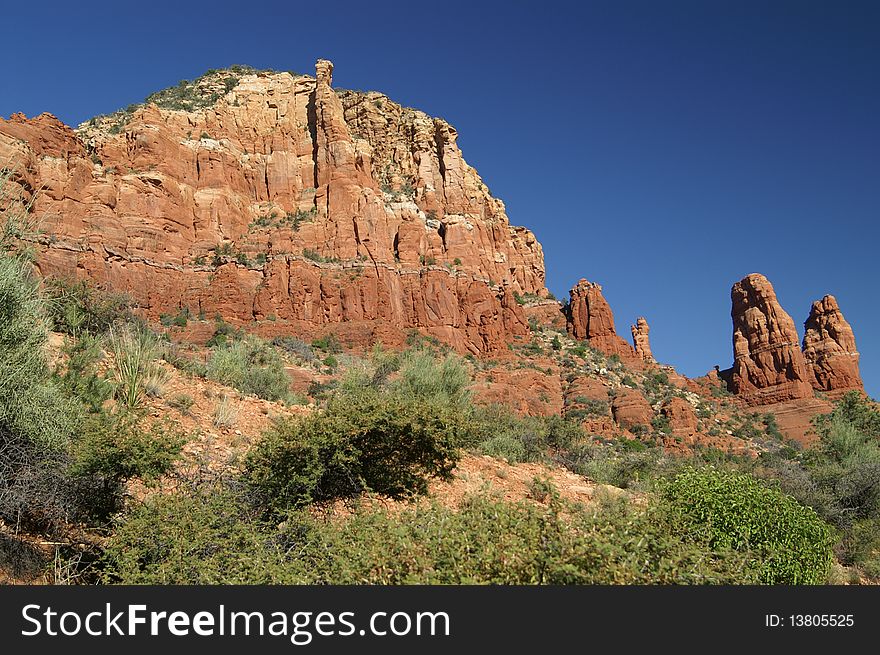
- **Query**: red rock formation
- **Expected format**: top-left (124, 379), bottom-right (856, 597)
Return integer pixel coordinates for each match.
top-left (660, 397), bottom-right (697, 435)
top-left (472, 366), bottom-right (563, 417)
top-left (566, 279), bottom-right (634, 358)
top-left (728, 273), bottom-right (813, 405)
top-left (610, 388), bottom-right (653, 430)
top-left (803, 295), bottom-right (863, 396)
top-left (630, 317), bottom-right (654, 362)
top-left (523, 300), bottom-right (566, 331)
top-left (562, 375), bottom-right (615, 433)
top-left (0, 60), bottom-right (548, 354)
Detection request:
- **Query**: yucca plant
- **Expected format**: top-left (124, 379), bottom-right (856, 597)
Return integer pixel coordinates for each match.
top-left (108, 325), bottom-right (160, 408)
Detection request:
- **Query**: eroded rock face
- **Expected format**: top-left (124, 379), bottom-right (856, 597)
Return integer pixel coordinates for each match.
top-left (631, 317), bottom-right (654, 363)
top-left (566, 279), bottom-right (634, 358)
top-left (660, 397), bottom-right (697, 435)
top-left (0, 60), bottom-right (546, 354)
top-left (610, 387), bottom-right (653, 430)
top-left (728, 274), bottom-right (813, 405)
top-left (473, 366), bottom-right (563, 417)
top-left (803, 295), bottom-right (863, 395)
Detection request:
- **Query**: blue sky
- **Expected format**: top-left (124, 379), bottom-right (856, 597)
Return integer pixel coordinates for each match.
top-left (4, 0), bottom-right (878, 398)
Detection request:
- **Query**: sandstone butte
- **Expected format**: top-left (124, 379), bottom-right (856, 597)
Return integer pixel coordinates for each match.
top-left (0, 60), bottom-right (547, 355)
top-left (0, 60), bottom-right (868, 444)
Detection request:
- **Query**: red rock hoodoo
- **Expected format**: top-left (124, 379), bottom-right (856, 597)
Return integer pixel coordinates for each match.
top-left (566, 279), bottom-right (634, 358)
top-left (0, 60), bottom-right (548, 354)
top-left (803, 295), bottom-right (863, 396)
top-left (727, 273), bottom-right (813, 405)
top-left (631, 317), bottom-right (654, 363)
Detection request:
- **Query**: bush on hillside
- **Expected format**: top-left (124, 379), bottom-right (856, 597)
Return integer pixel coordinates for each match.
top-left (69, 413), bottom-right (185, 521)
top-left (206, 338), bottom-right (291, 402)
top-left (660, 467), bottom-right (835, 584)
top-left (467, 404), bottom-right (584, 464)
top-left (391, 348), bottom-right (472, 408)
top-left (244, 390), bottom-right (464, 512)
top-left (108, 325), bottom-right (167, 408)
top-left (102, 489), bottom-right (761, 585)
top-left (0, 254), bottom-right (82, 529)
top-left (101, 490), bottom-right (285, 584)
top-left (57, 333), bottom-right (114, 412)
top-left (44, 278), bottom-right (135, 337)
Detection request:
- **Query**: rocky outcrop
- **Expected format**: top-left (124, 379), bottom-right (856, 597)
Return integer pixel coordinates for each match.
top-left (0, 60), bottom-right (547, 354)
top-left (630, 317), bottom-right (654, 362)
top-left (803, 295), bottom-right (863, 396)
top-left (566, 279), bottom-right (634, 358)
top-left (473, 366), bottom-right (563, 417)
top-left (660, 397), bottom-right (697, 435)
top-left (611, 388), bottom-right (653, 431)
top-left (728, 273), bottom-right (813, 405)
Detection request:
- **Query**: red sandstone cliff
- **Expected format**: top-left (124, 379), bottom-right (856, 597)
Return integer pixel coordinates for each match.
top-left (0, 60), bottom-right (546, 354)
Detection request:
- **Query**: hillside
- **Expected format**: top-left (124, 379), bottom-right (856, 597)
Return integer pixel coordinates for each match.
top-left (1, 60), bottom-right (877, 586)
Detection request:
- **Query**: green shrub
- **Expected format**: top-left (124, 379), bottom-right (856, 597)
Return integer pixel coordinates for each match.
top-left (205, 317), bottom-right (241, 348)
top-left (206, 338), bottom-right (291, 402)
top-left (467, 405), bottom-right (582, 464)
top-left (0, 255), bottom-right (82, 528)
top-left (272, 336), bottom-right (316, 362)
top-left (558, 441), bottom-right (661, 489)
top-left (45, 278), bottom-right (134, 337)
top-left (660, 467), bottom-right (835, 584)
top-left (56, 334), bottom-right (114, 412)
top-left (70, 413), bottom-right (185, 520)
top-left (102, 490), bottom-right (288, 584)
top-left (160, 307), bottom-right (191, 328)
top-left (391, 348), bottom-right (472, 408)
top-left (244, 390), bottom-right (463, 512)
top-left (103, 490), bottom-right (759, 585)
top-left (311, 333), bottom-right (342, 353)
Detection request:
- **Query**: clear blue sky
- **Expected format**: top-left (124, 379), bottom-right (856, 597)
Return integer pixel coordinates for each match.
top-left (4, 0), bottom-right (878, 398)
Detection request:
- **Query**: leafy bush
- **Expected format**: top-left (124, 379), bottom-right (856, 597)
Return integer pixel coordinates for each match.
top-left (103, 490), bottom-right (760, 585)
top-left (244, 390), bottom-right (463, 512)
top-left (206, 338), bottom-right (291, 402)
top-left (205, 317), bottom-right (242, 348)
top-left (160, 307), bottom-right (191, 328)
top-left (0, 255), bottom-right (81, 528)
top-left (660, 467), bottom-right (834, 584)
top-left (272, 336), bottom-right (316, 362)
top-left (45, 278), bottom-right (134, 337)
top-left (70, 413), bottom-right (185, 520)
top-left (391, 348), bottom-right (472, 408)
top-left (311, 333), bottom-right (342, 353)
top-left (468, 404), bottom-right (584, 464)
top-left (102, 490), bottom-right (287, 584)
top-left (56, 334), bottom-right (114, 412)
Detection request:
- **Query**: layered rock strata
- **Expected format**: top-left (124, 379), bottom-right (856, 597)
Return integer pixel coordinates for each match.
top-left (0, 60), bottom-right (547, 354)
